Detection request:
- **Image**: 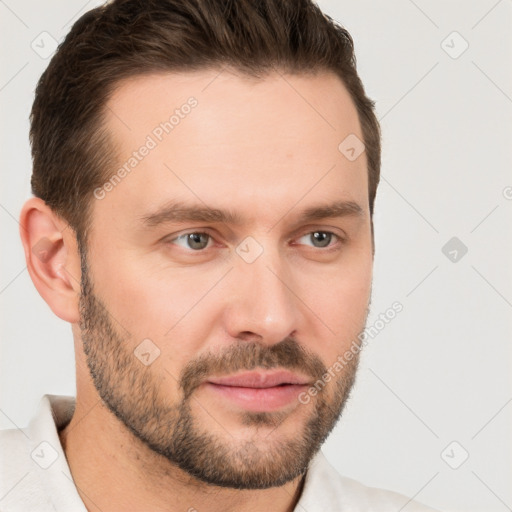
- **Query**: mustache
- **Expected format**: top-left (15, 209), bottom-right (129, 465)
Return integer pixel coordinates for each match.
top-left (179, 337), bottom-right (327, 399)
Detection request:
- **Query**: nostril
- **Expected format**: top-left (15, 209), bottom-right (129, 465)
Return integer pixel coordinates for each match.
top-left (236, 332), bottom-right (263, 343)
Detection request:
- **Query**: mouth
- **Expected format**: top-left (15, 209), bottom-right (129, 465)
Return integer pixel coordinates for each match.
top-left (203, 370), bottom-right (312, 412)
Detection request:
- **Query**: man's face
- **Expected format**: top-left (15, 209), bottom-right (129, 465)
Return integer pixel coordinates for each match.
top-left (78, 69), bottom-right (373, 489)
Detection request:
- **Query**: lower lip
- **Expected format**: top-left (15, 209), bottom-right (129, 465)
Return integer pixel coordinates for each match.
top-left (203, 382), bottom-right (308, 412)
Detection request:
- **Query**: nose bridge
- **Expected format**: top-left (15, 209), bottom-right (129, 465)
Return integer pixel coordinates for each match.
top-left (226, 237), bottom-right (299, 343)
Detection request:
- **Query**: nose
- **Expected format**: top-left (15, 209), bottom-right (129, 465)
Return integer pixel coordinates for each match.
top-left (222, 244), bottom-right (300, 345)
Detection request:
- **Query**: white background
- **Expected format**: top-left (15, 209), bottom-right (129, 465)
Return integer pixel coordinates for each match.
top-left (1, 1), bottom-right (511, 511)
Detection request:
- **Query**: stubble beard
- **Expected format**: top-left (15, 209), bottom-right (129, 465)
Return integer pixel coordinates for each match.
top-left (78, 249), bottom-right (363, 489)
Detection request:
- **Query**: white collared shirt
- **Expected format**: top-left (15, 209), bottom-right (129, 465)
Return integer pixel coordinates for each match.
top-left (0, 395), bottom-right (440, 511)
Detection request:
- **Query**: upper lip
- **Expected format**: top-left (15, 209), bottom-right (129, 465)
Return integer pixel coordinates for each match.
top-left (207, 370), bottom-right (311, 388)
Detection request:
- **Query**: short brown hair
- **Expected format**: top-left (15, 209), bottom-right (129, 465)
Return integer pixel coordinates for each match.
top-left (30, 0), bottom-right (381, 245)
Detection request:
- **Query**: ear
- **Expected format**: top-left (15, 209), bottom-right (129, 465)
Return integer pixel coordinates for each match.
top-left (19, 197), bottom-right (82, 323)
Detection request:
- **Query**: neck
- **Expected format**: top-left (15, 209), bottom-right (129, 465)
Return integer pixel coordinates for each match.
top-left (58, 395), bottom-right (306, 512)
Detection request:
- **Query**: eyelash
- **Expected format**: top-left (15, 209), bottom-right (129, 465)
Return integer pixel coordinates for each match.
top-left (167, 230), bottom-right (345, 253)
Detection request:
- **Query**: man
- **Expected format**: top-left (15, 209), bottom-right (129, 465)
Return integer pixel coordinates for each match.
top-left (1, 0), bottom-right (439, 510)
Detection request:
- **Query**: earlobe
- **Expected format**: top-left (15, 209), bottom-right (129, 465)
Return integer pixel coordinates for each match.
top-left (19, 197), bottom-right (82, 324)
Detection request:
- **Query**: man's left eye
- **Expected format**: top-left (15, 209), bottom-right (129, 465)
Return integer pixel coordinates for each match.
top-left (171, 232), bottom-right (212, 251)
top-left (296, 231), bottom-right (340, 248)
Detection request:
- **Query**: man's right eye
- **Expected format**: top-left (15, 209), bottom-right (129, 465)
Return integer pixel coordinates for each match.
top-left (168, 232), bottom-right (213, 251)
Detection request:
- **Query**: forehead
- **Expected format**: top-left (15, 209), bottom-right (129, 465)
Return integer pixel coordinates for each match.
top-left (97, 69), bottom-right (368, 228)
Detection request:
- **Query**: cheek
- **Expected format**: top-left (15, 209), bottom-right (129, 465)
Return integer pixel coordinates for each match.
top-left (317, 280), bottom-right (370, 341)
top-left (299, 250), bottom-right (372, 357)
top-left (89, 247), bottom-right (220, 363)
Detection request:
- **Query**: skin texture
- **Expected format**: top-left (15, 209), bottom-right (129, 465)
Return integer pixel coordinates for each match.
top-left (20, 68), bottom-right (374, 512)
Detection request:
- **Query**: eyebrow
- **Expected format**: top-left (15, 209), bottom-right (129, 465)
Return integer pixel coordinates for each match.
top-left (140, 199), bottom-right (365, 228)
